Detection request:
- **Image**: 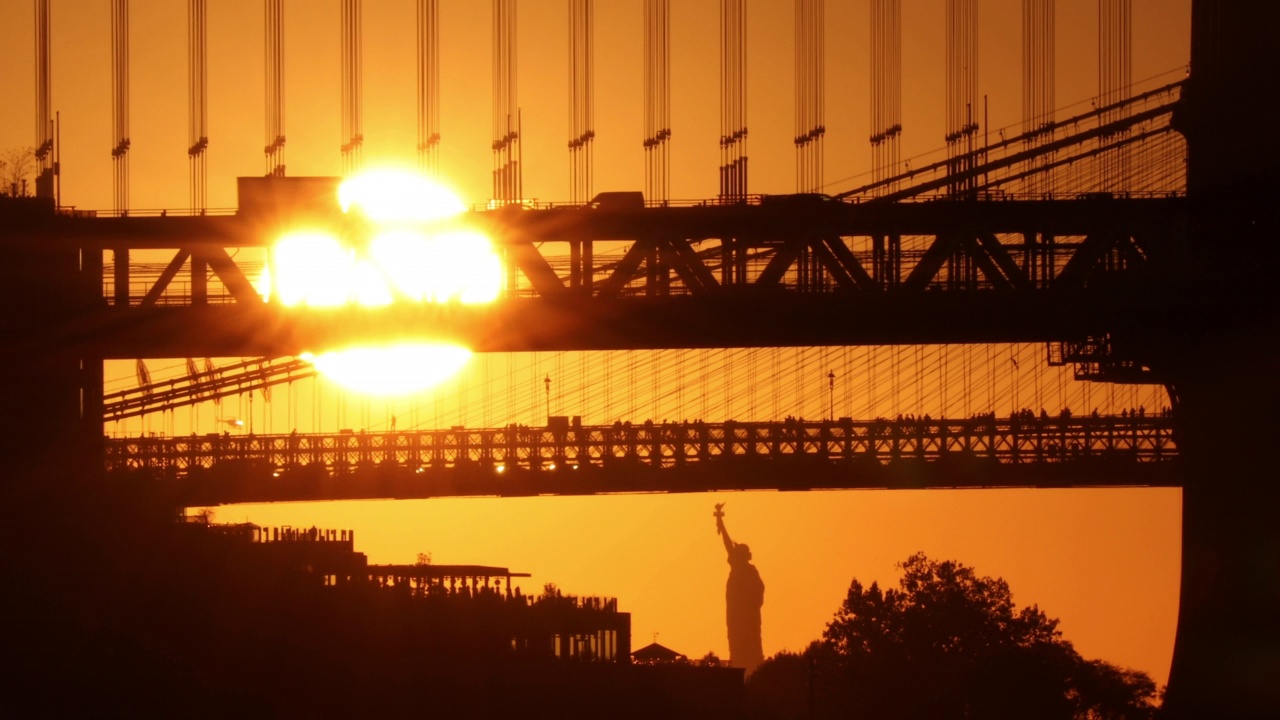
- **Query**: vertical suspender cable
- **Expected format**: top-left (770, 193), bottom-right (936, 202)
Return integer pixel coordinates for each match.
top-left (111, 0), bottom-right (130, 214)
top-left (418, 0), bottom-right (440, 174)
top-left (34, 0), bottom-right (55, 199)
top-left (265, 0), bottom-right (285, 176)
top-left (189, 0), bottom-right (208, 212)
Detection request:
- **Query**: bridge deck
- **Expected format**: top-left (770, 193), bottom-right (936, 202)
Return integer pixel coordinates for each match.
top-left (107, 414), bottom-right (1179, 505)
top-left (16, 194), bottom-right (1195, 357)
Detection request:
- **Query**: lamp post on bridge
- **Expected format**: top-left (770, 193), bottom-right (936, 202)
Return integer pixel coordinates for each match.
top-left (828, 370), bottom-right (835, 421)
top-left (544, 374), bottom-right (551, 423)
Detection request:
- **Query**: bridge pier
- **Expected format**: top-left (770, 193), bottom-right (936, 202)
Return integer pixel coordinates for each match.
top-left (0, 198), bottom-right (122, 702)
top-left (0, 199), bottom-right (105, 497)
top-left (1162, 4), bottom-right (1280, 715)
top-left (1165, 329), bottom-right (1280, 717)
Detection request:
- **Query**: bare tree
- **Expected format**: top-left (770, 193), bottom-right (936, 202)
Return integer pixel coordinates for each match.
top-left (0, 147), bottom-right (36, 197)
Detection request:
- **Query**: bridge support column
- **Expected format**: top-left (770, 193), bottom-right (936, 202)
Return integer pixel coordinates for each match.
top-left (0, 202), bottom-right (121, 701)
top-left (1165, 3), bottom-right (1280, 715)
top-left (1165, 325), bottom-right (1280, 717)
top-left (0, 203), bottom-right (105, 498)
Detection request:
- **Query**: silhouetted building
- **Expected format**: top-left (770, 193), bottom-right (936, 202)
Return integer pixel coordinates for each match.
top-left (367, 562), bottom-right (630, 663)
top-left (632, 641), bottom-right (688, 664)
top-left (151, 517), bottom-right (740, 716)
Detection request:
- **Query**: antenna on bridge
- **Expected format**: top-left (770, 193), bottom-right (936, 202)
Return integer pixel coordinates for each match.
top-left (719, 0), bottom-right (747, 203)
top-left (417, 0), bottom-right (441, 175)
top-left (1098, 0), bottom-right (1131, 191)
top-left (643, 0), bottom-right (670, 205)
top-left (111, 0), bottom-right (131, 214)
top-left (189, 0), bottom-right (209, 212)
top-left (795, 0), bottom-right (824, 194)
top-left (870, 0), bottom-right (901, 194)
top-left (493, 0), bottom-right (521, 206)
top-left (568, 0), bottom-right (595, 204)
top-left (265, 0), bottom-right (285, 177)
top-left (341, 0), bottom-right (364, 175)
top-left (1022, 0), bottom-right (1055, 195)
top-left (945, 0), bottom-right (978, 198)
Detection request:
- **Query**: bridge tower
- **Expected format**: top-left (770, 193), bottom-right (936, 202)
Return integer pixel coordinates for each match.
top-left (1163, 2), bottom-right (1280, 716)
top-left (0, 201), bottom-right (105, 511)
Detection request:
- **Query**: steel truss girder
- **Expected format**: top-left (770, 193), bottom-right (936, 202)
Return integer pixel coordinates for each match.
top-left (28, 196), bottom-right (1187, 357)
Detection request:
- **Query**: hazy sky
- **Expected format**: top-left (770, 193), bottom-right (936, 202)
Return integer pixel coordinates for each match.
top-left (0, 0), bottom-right (1190, 683)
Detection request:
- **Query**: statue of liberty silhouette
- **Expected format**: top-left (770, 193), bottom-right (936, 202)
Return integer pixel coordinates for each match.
top-left (714, 503), bottom-right (764, 674)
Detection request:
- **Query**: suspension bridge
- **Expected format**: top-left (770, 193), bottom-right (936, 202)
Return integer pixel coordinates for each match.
top-left (2, 1), bottom-right (1277, 716)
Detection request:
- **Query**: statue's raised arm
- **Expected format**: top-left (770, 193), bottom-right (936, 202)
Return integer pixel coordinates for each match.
top-left (714, 503), bottom-right (734, 555)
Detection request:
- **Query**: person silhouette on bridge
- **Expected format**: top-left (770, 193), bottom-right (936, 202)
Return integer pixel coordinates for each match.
top-left (714, 502), bottom-right (764, 674)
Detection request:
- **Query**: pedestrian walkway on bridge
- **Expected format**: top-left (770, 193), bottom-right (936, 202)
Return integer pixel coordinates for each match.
top-left (106, 411), bottom-right (1178, 505)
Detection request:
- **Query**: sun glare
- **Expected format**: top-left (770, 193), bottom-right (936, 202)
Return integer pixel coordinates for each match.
top-left (267, 171), bottom-right (502, 310)
top-left (270, 231), bottom-right (357, 307)
top-left (369, 229), bottom-right (438, 301)
top-left (351, 259), bottom-right (394, 307)
top-left (430, 229), bottom-right (505, 304)
top-left (269, 168), bottom-right (502, 396)
top-left (301, 344), bottom-right (473, 397)
top-left (338, 168), bottom-right (466, 223)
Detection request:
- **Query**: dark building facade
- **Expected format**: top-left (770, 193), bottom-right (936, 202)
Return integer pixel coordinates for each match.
top-left (148, 518), bottom-right (742, 717)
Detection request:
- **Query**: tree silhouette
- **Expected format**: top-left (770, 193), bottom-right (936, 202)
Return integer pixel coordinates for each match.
top-left (0, 147), bottom-right (35, 197)
top-left (747, 553), bottom-right (1161, 719)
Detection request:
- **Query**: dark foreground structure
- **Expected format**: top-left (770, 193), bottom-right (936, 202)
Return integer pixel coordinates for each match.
top-left (4, 512), bottom-right (741, 716)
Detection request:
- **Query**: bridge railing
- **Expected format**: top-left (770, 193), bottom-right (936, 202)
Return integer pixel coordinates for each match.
top-left (106, 414), bottom-right (1176, 477)
top-left (64, 207), bottom-right (240, 218)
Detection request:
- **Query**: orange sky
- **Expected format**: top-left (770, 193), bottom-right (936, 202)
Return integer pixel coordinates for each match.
top-left (220, 487), bottom-right (1179, 686)
top-left (0, 0), bottom-right (1190, 683)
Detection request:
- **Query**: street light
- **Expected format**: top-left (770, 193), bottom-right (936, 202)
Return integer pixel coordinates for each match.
top-left (544, 373), bottom-right (551, 423)
top-left (827, 370), bottom-right (836, 421)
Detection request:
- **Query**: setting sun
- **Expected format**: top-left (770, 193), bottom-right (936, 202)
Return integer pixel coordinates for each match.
top-left (266, 169), bottom-right (502, 310)
top-left (300, 344), bottom-right (473, 397)
top-left (267, 231), bottom-right (357, 307)
top-left (338, 168), bottom-right (466, 223)
top-left (268, 169), bottom-right (503, 394)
